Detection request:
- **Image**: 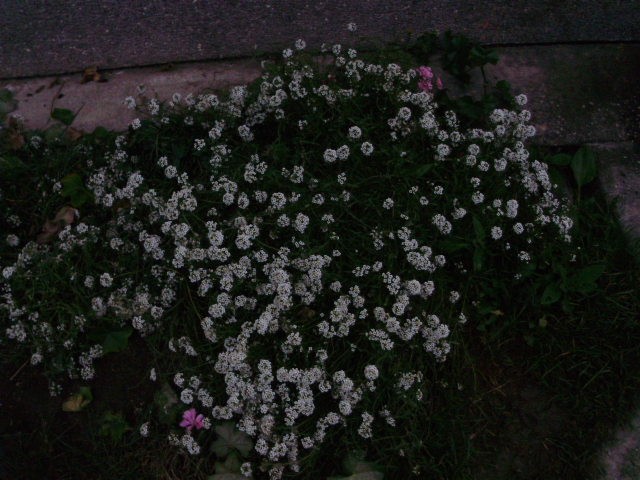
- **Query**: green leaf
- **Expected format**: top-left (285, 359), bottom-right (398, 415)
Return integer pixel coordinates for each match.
top-left (102, 329), bottom-right (132, 354)
top-left (61, 173), bottom-right (83, 196)
top-left (51, 108), bottom-right (76, 126)
top-left (473, 247), bottom-right (485, 272)
top-left (0, 155), bottom-right (27, 175)
top-left (43, 124), bottom-right (67, 142)
top-left (211, 422), bottom-right (253, 457)
top-left (91, 126), bottom-right (112, 143)
top-left (472, 216), bottom-right (485, 242)
top-left (415, 163), bottom-right (434, 177)
top-left (571, 147), bottom-right (597, 186)
top-left (0, 99), bottom-right (18, 118)
top-left (565, 264), bottom-right (605, 294)
top-left (59, 173), bottom-right (94, 207)
top-left (440, 240), bottom-right (470, 253)
top-left (541, 283), bottom-right (562, 305)
top-left (0, 88), bottom-right (13, 103)
top-left (99, 411), bottom-right (131, 443)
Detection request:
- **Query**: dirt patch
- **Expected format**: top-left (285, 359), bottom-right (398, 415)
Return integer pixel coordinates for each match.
top-left (0, 335), bottom-right (158, 480)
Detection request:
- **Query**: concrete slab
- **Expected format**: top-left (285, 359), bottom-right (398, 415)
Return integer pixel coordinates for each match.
top-left (0, 59), bottom-right (263, 133)
top-left (1, 0), bottom-right (639, 79)
top-left (592, 142), bottom-right (640, 240)
top-left (442, 44), bottom-right (640, 146)
top-left (1, 44), bottom-right (637, 148)
top-left (599, 409), bottom-right (640, 480)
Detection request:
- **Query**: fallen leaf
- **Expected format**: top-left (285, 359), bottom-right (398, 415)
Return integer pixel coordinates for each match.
top-left (81, 66), bottom-right (104, 83)
top-left (7, 130), bottom-right (24, 150)
top-left (66, 127), bottom-right (84, 142)
top-left (36, 205), bottom-right (79, 244)
top-left (62, 386), bottom-right (93, 412)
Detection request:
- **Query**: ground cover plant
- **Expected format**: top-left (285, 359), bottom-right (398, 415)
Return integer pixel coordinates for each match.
top-left (1, 26), bottom-right (639, 480)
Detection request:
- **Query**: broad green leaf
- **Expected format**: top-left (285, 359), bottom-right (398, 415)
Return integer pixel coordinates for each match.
top-left (60, 173), bottom-right (84, 197)
top-left (571, 147), bottom-right (597, 186)
top-left (211, 422), bottom-right (253, 457)
top-left (99, 411), bottom-right (131, 442)
top-left (565, 264), bottom-right (605, 294)
top-left (540, 283), bottom-right (562, 305)
top-left (102, 328), bottom-right (132, 354)
top-left (0, 88), bottom-right (14, 103)
top-left (0, 88), bottom-right (18, 120)
top-left (51, 108), bottom-right (76, 126)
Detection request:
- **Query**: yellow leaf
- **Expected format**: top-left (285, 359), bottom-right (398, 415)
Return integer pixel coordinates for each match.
top-left (62, 393), bottom-right (91, 412)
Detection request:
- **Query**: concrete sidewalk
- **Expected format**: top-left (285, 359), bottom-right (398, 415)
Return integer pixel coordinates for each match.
top-left (2, 0), bottom-right (639, 79)
top-left (1, 44), bottom-right (637, 146)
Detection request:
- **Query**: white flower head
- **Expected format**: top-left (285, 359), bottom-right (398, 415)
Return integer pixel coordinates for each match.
top-left (348, 126), bottom-right (362, 139)
top-left (361, 142), bottom-right (374, 156)
top-left (364, 365), bottom-right (379, 381)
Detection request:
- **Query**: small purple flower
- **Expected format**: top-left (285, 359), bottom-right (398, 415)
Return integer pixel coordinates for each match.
top-left (180, 408), bottom-right (204, 431)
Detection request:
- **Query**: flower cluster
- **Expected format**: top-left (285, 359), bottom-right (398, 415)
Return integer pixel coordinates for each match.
top-left (0, 30), bottom-right (574, 480)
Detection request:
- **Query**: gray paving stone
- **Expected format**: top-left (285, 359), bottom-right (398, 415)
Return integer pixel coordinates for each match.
top-left (592, 142), bottom-right (640, 241)
top-left (446, 44), bottom-right (640, 146)
top-left (1, 0), bottom-right (639, 79)
top-left (1, 44), bottom-right (637, 148)
top-left (599, 409), bottom-right (640, 480)
top-left (0, 59), bottom-right (263, 133)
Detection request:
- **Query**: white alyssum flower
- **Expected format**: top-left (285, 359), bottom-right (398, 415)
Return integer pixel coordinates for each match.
top-left (348, 126), bottom-right (362, 139)
top-left (364, 365), bottom-right (379, 381)
top-left (360, 142), bottom-right (374, 156)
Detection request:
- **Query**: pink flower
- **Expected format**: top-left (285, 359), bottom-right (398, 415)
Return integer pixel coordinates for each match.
top-left (417, 66), bottom-right (434, 79)
top-left (180, 408), bottom-right (204, 431)
top-left (418, 79), bottom-right (433, 92)
top-left (416, 65), bottom-right (444, 92)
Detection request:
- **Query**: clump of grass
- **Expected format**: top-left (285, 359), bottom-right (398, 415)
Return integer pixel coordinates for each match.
top-left (1, 26), bottom-right (638, 480)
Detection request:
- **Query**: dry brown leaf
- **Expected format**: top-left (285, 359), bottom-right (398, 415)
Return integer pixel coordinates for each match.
top-left (7, 130), bottom-right (24, 150)
top-left (66, 127), bottom-right (84, 142)
top-left (81, 66), bottom-right (106, 83)
top-left (36, 205), bottom-right (79, 244)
